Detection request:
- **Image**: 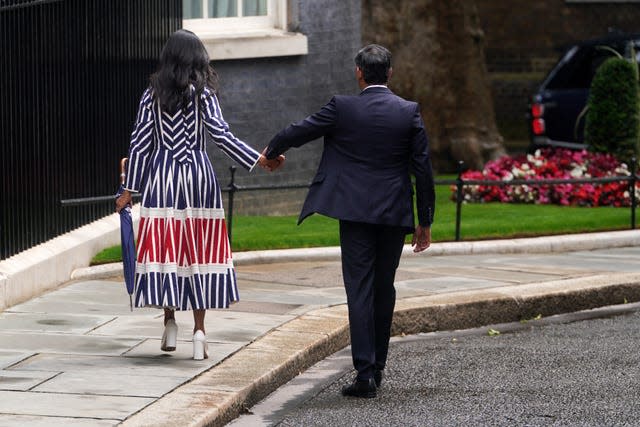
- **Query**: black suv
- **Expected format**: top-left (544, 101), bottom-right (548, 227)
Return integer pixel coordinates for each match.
top-left (528, 33), bottom-right (640, 152)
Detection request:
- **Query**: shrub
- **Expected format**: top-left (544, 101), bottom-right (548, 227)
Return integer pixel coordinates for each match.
top-left (585, 57), bottom-right (640, 163)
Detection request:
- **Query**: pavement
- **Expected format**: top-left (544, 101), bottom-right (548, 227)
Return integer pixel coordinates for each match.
top-left (0, 230), bottom-right (639, 426)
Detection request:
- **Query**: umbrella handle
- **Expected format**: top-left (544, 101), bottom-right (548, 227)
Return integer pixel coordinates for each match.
top-left (120, 158), bottom-right (128, 185)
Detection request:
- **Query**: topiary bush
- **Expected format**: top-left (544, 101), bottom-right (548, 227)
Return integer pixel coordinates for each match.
top-left (585, 57), bottom-right (640, 163)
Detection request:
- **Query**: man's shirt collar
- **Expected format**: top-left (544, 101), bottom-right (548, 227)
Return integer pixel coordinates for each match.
top-left (362, 84), bottom-right (388, 91)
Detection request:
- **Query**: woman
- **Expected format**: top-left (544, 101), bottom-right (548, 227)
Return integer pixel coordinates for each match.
top-left (115, 29), bottom-right (283, 360)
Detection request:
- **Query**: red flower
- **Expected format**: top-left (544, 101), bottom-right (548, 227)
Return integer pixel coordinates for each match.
top-left (454, 148), bottom-right (638, 207)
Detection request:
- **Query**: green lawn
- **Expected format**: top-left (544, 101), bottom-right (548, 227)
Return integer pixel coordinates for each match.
top-left (230, 184), bottom-right (632, 250)
top-left (91, 182), bottom-right (635, 265)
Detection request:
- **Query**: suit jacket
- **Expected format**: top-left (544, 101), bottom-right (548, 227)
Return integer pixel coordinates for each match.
top-left (266, 86), bottom-right (435, 233)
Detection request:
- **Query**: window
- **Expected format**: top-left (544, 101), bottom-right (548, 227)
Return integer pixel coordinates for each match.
top-left (184, 0), bottom-right (268, 19)
top-left (183, 0), bottom-right (308, 60)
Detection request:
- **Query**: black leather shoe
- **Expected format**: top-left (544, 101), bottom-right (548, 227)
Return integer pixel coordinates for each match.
top-left (374, 369), bottom-right (383, 388)
top-left (341, 378), bottom-right (377, 398)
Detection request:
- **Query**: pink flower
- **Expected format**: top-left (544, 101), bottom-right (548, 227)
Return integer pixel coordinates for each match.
top-left (454, 148), bottom-right (638, 207)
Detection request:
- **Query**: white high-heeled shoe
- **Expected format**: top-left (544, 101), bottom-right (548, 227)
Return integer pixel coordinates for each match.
top-left (192, 330), bottom-right (208, 360)
top-left (160, 319), bottom-right (178, 352)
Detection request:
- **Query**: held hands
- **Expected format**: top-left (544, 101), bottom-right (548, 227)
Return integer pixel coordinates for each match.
top-left (258, 147), bottom-right (285, 172)
top-left (412, 225), bottom-right (431, 253)
top-left (115, 190), bottom-right (132, 213)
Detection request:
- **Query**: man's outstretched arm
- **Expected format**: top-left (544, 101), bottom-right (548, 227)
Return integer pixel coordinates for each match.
top-left (264, 97), bottom-right (338, 159)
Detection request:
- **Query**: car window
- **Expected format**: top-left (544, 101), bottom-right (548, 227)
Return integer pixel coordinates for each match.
top-left (545, 45), bottom-right (621, 90)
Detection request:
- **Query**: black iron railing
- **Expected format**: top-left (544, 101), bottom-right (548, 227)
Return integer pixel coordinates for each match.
top-left (0, 0), bottom-right (180, 260)
top-left (221, 162), bottom-right (639, 245)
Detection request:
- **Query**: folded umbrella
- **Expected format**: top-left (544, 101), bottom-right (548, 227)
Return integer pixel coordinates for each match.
top-left (116, 158), bottom-right (135, 311)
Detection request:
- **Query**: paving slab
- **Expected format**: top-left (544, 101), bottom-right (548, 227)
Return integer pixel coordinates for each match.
top-left (237, 261), bottom-right (345, 288)
top-left (411, 266), bottom-right (563, 283)
top-left (0, 415), bottom-right (119, 427)
top-left (9, 353), bottom-right (212, 377)
top-left (478, 264), bottom-right (591, 276)
top-left (122, 339), bottom-right (245, 364)
top-left (395, 276), bottom-right (505, 293)
top-left (0, 312), bottom-right (116, 334)
top-left (236, 281), bottom-right (347, 306)
top-left (32, 371), bottom-right (188, 398)
top-left (238, 260), bottom-right (431, 289)
top-left (0, 351), bottom-right (35, 369)
top-left (4, 300), bottom-right (152, 316)
top-left (5, 281), bottom-right (157, 317)
top-left (227, 300), bottom-right (302, 315)
top-left (0, 390), bottom-right (153, 420)
top-left (0, 370), bottom-right (58, 391)
top-left (0, 332), bottom-right (141, 355)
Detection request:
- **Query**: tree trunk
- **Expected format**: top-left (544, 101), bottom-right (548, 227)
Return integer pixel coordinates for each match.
top-left (362, 0), bottom-right (505, 171)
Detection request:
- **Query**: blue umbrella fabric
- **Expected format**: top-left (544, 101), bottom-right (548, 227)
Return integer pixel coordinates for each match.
top-left (116, 170), bottom-right (135, 311)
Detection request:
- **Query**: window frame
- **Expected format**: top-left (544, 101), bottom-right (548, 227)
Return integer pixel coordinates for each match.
top-left (183, 0), bottom-right (280, 35)
top-left (182, 0), bottom-right (307, 60)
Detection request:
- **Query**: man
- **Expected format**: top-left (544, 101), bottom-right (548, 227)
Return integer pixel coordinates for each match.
top-left (263, 44), bottom-right (435, 398)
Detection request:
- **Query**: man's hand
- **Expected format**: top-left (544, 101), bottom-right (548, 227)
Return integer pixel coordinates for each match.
top-left (411, 225), bottom-right (431, 253)
top-left (258, 148), bottom-right (286, 172)
top-left (115, 190), bottom-right (132, 213)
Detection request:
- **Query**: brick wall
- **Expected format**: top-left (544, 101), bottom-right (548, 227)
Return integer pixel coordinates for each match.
top-left (206, 0), bottom-right (361, 216)
top-left (476, 0), bottom-right (640, 147)
top-left (478, 0), bottom-right (640, 57)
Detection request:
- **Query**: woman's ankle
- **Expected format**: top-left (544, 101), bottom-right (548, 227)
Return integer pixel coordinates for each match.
top-left (164, 309), bottom-right (175, 325)
top-left (193, 309), bottom-right (205, 334)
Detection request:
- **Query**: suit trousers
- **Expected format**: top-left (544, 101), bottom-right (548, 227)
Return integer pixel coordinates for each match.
top-left (339, 220), bottom-right (407, 381)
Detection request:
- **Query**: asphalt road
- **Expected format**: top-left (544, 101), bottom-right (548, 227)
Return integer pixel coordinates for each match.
top-left (230, 303), bottom-right (640, 426)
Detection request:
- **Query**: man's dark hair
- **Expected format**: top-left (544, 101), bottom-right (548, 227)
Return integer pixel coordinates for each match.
top-left (354, 44), bottom-right (392, 85)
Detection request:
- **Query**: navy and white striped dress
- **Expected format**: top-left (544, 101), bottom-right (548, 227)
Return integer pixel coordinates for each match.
top-left (124, 86), bottom-right (260, 311)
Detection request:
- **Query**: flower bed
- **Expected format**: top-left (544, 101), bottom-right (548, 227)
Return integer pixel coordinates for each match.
top-left (452, 148), bottom-right (639, 207)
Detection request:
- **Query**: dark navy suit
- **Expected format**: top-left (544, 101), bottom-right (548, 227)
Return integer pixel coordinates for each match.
top-left (266, 86), bottom-right (435, 380)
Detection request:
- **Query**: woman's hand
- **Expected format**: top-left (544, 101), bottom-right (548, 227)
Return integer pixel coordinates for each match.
top-left (258, 149), bottom-right (286, 172)
top-left (115, 190), bottom-right (132, 213)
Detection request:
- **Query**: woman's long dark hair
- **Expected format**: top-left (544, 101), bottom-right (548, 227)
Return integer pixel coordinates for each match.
top-left (150, 29), bottom-right (219, 113)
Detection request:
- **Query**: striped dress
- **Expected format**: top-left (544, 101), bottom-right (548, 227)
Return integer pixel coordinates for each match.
top-left (124, 86), bottom-right (260, 311)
